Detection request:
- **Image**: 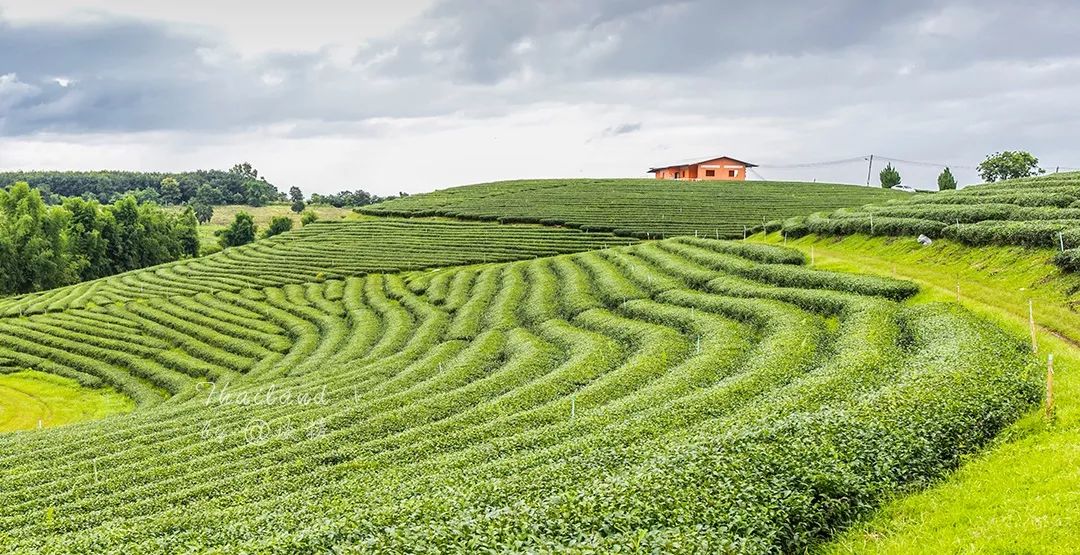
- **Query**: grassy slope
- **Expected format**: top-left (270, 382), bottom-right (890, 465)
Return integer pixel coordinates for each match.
top-left (359, 178), bottom-right (907, 238)
top-left (753, 233), bottom-right (1080, 553)
top-left (166, 204), bottom-right (359, 253)
top-left (0, 371), bottom-right (133, 432)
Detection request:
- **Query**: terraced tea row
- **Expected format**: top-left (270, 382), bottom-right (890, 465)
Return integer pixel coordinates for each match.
top-left (762, 172), bottom-right (1080, 271)
top-left (0, 218), bottom-right (633, 317)
top-left (358, 178), bottom-right (905, 238)
top-left (0, 237), bottom-right (1037, 553)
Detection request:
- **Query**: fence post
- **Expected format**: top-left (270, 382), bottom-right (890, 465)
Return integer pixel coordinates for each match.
top-left (1046, 353), bottom-right (1055, 420)
top-left (1029, 299), bottom-right (1038, 354)
top-left (1059, 232), bottom-right (1065, 253)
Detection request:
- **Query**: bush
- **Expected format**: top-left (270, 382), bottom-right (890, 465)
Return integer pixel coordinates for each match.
top-left (262, 216), bottom-right (294, 239)
top-left (300, 210), bottom-right (319, 226)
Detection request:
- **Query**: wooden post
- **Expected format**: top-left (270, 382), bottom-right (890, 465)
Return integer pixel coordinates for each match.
top-left (1029, 299), bottom-right (1038, 354)
top-left (742, 226), bottom-right (747, 240)
top-left (870, 214), bottom-right (874, 234)
top-left (1046, 353), bottom-right (1055, 420)
top-left (1059, 232), bottom-right (1065, 253)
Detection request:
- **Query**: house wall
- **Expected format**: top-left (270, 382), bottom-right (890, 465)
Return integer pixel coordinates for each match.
top-left (652, 157), bottom-right (748, 181)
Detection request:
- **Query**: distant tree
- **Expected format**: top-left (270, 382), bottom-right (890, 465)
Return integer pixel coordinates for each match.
top-left (301, 210), bottom-right (319, 226)
top-left (978, 151), bottom-right (1045, 182)
top-left (229, 162), bottom-right (259, 180)
top-left (176, 207), bottom-right (200, 257)
top-left (289, 186), bottom-right (306, 213)
top-left (159, 177), bottom-right (181, 205)
top-left (879, 163), bottom-right (902, 188)
top-left (263, 216), bottom-right (294, 238)
top-left (192, 202), bottom-right (214, 224)
top-left (217, 212), bottom-right (257, 248)
top-left (937, 167), bottom-right (957, 191)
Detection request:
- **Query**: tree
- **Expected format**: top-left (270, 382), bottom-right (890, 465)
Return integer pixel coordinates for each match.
top-left (937, 167), bottom-right (957, 191)
top-left (263, 216), bottom-right (294, 238)
top-left (192, 202), bottom-right (214, 224)
top-left (229, 162), bottom-right (259, 180)
top-left (0, 182), bottom-right (77, 294)
top-left (879, 163), bottom-right (901, 188)
top-left (159, 177), bottom-right (181, 206)
top-left (289, 186), bottom-right (306, 213)
top-left (217, 212), bottom-right (257, 248)
top-left (301, 210), bottom-right (319, 226)
top-left (978, 151), bottom-right (1045, 182)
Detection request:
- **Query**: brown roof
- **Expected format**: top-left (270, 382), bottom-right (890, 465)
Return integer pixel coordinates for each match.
top-left (647, 155), bottom-right (757, 173)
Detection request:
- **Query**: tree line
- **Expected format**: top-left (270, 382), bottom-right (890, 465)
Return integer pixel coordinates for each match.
top-left (0, 163), bottom-right (284, 207)
top-left (878, 151), bottom-right (1047, 191)
top-left (0, 182), bottom-right (198, 295)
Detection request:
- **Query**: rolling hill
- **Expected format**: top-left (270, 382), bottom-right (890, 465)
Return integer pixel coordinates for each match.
top-left (358, 178), bottom-right (907, 238)
top-left (0, 221), bottom-right (1038, 552)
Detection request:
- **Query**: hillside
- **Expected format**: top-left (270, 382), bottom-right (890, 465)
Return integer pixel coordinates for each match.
top-left (0, 218), bottom-right (633, 317)
top-left (766, 171), bottom-right (1080, 271)
top-left (0, 225), bottom-right (1038, 552)
top-left (359, 178), bottom-right (907, 238)
top-left (750, 233), bottom-right (1080, 553)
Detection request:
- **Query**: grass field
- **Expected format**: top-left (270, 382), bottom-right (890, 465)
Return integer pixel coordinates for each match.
top-left (750, 233), bottom-right (1080, 553)
top-left (359, 178), bottom-right (907, 238)
top-left (167, 204), bottom-right (358, 253)
top-left (0, 371), bottom-right (133, 433)
top-left (0, 229), bottom-right (1037, 552)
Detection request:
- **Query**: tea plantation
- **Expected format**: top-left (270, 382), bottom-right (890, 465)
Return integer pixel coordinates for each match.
top-left (0, 226), bottom-right (1039, 552)
top-left (762, 171), bottom-right (1080, 271)
top-left (358, 178), bottom-right (906, 238)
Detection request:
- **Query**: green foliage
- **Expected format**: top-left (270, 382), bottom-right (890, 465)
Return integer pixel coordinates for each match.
top-left (0, 182), bottom-right (76, 294)
top-left (938, 167), bottom-right (957, 191)
top-left (880, 162), bottom-right (902, 188)
top-left (0, 183), bottom-right (197, 294)
top-left (288, 186), bottom-right (306, 213)
top-left (300, 209), bottom-right (319, 226)
top-left (771, 172), bottom-right (1080, 272)
top-left (978, 151), bottom-right (1045, 182)
top-left (159, 177), bottom-right (181, 206)
top-left (309, 189), bottom-right (384, 207)
top-left (192, 201), bottom-right (214, 224)
top-left (262, 216), bottom-right (294, 238)
top-left (0, 165), bottom-right (285, 206)
top-left (359, 179), bottom-right (906, 239)
top-left (0, 231), bottom-right (1037, 553)
top-left (217, 212), bottom-right (257, 248)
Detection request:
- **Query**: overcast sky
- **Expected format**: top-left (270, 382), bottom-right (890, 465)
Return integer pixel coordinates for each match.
top-left (1, 1), bottom-right (1078, 195)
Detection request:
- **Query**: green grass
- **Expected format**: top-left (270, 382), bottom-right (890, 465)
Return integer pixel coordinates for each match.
top-left (0, 370), bottom-right (133, 432)
top-left (166, 203), bottom-right (359, 253)
top-left (359, 178), bottom-right (907, 238)
top-left (751, 232), bottom-right (1080, 553)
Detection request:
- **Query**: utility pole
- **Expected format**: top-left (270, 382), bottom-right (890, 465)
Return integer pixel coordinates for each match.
top-left (865, 154), bottom-right (875, 186)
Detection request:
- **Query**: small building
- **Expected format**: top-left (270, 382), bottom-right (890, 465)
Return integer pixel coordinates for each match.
top-left (647, 156), bottom-right (757, 181)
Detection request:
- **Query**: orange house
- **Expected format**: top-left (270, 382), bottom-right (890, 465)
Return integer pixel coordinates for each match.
top-left (647, 156), bottom-right (756, 181)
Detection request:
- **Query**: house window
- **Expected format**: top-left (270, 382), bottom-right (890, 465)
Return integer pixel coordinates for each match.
top-left (705, 169), bottom-right (715, 177)
top-left (728, 169), bottom-right (738, 177)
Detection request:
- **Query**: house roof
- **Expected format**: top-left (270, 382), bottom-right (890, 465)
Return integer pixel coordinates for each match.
top-left (647, 155), bottom-right (757, 172)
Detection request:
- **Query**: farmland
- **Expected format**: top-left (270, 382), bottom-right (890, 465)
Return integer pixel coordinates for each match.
top-left (0, 228), bottom-right (1038, 553)
top-left (358, 178), bottom-right (907, 238)
top-left (766, 171), bottom-right (1080, 272)
top-left (750, 232), bottom-right (1080, 553)
top-left (0, 218), bottom-right (634, 317)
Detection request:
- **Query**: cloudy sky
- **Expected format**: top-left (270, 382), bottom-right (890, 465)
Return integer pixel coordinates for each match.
top-left (1, 1), bottom-right (1078, 195)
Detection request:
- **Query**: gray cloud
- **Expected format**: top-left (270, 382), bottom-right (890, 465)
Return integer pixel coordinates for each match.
top-left (2, 0), bottom-right (1080, 186)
